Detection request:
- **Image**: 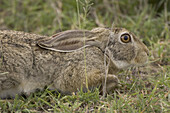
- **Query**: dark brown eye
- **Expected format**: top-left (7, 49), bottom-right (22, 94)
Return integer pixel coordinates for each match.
top-left (120, 34), bottom-right (131, 43)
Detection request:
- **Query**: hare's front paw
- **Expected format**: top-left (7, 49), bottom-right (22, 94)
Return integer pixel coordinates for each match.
top-left (105, 74), bottom-right (121, 93)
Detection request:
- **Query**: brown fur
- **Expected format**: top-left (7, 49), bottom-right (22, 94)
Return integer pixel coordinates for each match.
top-left (0, 28), bottom-right (149, 98)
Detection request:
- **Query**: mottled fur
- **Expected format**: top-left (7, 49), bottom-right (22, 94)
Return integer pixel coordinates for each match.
top-left (0, 28), bottom-right (149, 98)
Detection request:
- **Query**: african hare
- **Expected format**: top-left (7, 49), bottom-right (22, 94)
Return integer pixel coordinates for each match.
top-left (0, 27), bottom-right (149, 98)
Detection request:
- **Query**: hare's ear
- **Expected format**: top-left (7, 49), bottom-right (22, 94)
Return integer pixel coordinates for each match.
top-left (38, 30), bottom-right (101, 52)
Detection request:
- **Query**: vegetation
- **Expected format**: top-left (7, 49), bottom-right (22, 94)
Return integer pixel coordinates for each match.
top-left (0, 0), bottom-right (169, 112)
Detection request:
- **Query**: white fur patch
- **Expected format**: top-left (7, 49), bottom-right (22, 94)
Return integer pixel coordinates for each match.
top-left (111, 59), bottom-right (133, 69)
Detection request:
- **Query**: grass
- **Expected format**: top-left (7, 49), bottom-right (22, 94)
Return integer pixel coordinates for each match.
top-left (0, 0), bottom-right (170, 112)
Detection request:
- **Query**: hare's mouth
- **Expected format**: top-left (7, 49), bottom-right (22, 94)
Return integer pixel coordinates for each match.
top-left (133, 51), bottom-right (149, 66)
top-left (110, 54), bottom-right (148, 69)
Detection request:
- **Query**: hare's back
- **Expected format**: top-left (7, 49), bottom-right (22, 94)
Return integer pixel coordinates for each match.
top-left (0, 30), bottom-right (43, 77)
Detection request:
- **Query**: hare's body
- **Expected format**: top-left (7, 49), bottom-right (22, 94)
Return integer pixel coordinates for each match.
top-left (0, 30), bottom-right (114, 98)
top-left (0, 28), bottom-right (149, 98)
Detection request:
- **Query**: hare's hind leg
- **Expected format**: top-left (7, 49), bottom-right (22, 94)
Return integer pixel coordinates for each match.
top-left (0, 73), bottom-right (22, 98)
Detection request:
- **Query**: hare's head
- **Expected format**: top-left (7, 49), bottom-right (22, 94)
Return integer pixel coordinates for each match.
top-left (102, 28), bottom-right (149, 69)
top-left (38, 27), bottom-right (149, 69)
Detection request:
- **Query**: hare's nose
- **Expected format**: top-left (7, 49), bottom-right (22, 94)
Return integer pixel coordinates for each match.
top-left (141, 41), bottom-right (149, 56)
top-left (144, 47), bottom-right (149, 56)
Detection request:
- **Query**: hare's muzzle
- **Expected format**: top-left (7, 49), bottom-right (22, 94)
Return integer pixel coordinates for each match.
top-left (133, 44), bottom-right (149, 66)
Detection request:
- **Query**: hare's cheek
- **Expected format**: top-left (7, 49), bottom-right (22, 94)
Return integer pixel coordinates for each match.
top-left (110, 58), bottom-right (131, 69)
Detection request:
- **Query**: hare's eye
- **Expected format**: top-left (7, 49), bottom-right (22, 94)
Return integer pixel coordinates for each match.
top-left (120, 34), bottom-right (131, 43)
